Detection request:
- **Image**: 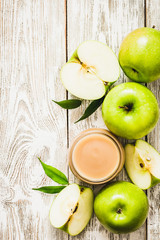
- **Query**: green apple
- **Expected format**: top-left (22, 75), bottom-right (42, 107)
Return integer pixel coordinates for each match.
top-left (60, 40), bottom-right (120, 100)
top-left (94, 181), bottom-right (149, 234)
top-left (125, 140), bottom-right (160, 189)
top-left (102, 82), bottom-right (159, 139)
top-left (49, 183), bottom-right (94, 236)
top-left (119, 27), bottom-right (160, 83)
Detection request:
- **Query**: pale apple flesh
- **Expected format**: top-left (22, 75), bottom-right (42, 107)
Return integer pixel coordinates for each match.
top-left (49, 184), bottom-right (94, 236)
top-left (61, 62), bottom-right (106, 100)
top-left (125, 140), bottom-right (160, 189)
top-left (61, 40), bottom-right (120, 100)
top-left (67, 187), bottom-right (94, 236)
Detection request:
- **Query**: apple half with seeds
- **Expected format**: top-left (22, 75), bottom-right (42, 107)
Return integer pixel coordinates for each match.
top-left (60, 40), bottom-right (120, 100)
top-left (125, 140), bottom-right (160, 189)
top-left (49, 184), bottom-right (94, 236)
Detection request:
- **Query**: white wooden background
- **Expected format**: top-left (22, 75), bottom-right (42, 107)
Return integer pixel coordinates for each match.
top-left (0, 0), bottom-right (160, 239)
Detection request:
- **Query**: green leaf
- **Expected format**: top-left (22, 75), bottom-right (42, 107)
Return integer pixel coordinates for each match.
top-left (74, 82), bottom-right (114, 123)
top-left (32, 186), bottom-right (66, 194)
top-left (52, 99), bottom-right (82, 109)
top-left (75, 96), bottom-right (105, 123)
top-left (38, 158), bottom-right (68, 185)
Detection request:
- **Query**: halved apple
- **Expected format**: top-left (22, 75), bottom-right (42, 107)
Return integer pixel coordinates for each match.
top-left (125, 140), bottom-right (160, 189)
top-left (49, 184), bottom-right (94, 236)
top-left (60, 41), bottom-right (120, 100)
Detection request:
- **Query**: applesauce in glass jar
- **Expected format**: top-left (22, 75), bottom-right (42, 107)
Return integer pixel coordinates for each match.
top-left (69, 128), bottom-right (125, 184)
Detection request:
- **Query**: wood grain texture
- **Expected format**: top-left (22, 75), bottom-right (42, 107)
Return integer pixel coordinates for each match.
top-left (0, 0), bottom-right (68, 240)
top-left (146, 1), bottom-right (160, 239)
top-left (0, 0), bottom-right (160, 239)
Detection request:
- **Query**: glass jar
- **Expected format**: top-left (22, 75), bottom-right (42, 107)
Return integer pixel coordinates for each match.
top-left (69, 128), bottom-right (125, 184)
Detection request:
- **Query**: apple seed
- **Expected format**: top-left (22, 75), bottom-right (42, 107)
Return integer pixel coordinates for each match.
top-left (81, 188), bottom-right (84, 193)
top-left (140, 163), bottom-right (144, 168)
top-left (73, 203), bottom-right (79, 214)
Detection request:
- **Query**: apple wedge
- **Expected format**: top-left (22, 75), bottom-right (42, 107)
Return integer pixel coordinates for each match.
top-left (125, 140), bottom-right (160, 189)
top-left (60, 40), bottom-right (120, 100)
top-left (49, 184), bottom-right (94, 236)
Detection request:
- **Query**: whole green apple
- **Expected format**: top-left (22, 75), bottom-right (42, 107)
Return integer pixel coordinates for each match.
top-left (119, 27), bottom-right (160, 83)
top-left (94, 181), bottom-right (149, 234)
top-left (102, 82), bottom-right (159, 139)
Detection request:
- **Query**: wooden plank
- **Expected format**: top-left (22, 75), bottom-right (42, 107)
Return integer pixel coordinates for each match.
top-left (0, 0), bottom-right (68, 239)
top-left (146, 0), bottom-right (160, 239)
top-left (67, 0), bottom-right (146, 239)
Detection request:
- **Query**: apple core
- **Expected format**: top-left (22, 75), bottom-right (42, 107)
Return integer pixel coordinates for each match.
top-left (69, 128), bottom-right (125, 184)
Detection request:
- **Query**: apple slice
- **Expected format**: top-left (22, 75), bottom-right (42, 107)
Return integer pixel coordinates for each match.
top-left (125, 140), bottom-right (160, 189)
top-left (49, 183), bottom-right (94, 236)
top-left (60, 41), bottom-right (120, 100)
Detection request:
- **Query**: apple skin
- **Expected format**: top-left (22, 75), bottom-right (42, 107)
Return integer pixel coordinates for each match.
top-left (150, 175), bottom-right (160, 188)
top-left (119, 27), bottom-right (160, 83)
top-left (102, 82), bottom-right (159, 139)
top-left (94, 181), bottom-right (149, 234)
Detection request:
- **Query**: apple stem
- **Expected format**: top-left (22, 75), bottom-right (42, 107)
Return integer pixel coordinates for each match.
top-left (118, 106), bottom-right (129, 111)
